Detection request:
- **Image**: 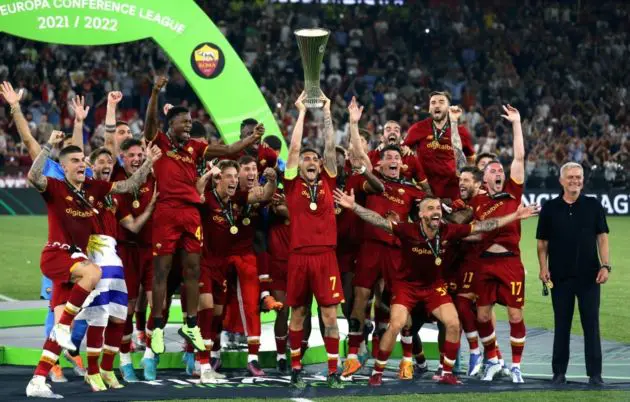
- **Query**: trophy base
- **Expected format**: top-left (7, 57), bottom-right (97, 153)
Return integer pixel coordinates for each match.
top-left (304, 98), bottom-right (324, 109)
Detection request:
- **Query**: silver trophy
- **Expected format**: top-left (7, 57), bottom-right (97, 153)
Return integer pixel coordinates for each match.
top-left (294, 28), bottom-right (330, 108)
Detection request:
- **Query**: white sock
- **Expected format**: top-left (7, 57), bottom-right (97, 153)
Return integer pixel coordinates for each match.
top-left (247, 354), bottom-right (257, 363)
top-left (512, 363), bottom-right (521, 369)
top-left (277, 354), bottom-right (286, 362)
top-left (200, 362), bottom-right (210, 371)
top-left (120, 352), bottom-right (132, 366)
top-left (144, 348), bottom-right (155, 359)
top-left (211, 351), bottom-right (220, 359)
top-left (470, 347), bottom-right (480, 355)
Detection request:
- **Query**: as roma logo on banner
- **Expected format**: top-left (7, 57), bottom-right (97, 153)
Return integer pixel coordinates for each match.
top-left (191, 43), bottom-right (225, 79)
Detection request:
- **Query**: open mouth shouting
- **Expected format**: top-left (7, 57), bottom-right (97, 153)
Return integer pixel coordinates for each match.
top-left (226, 183), bottom-right (237, 196)
top-left (387, 134), bottom-right (398, 144)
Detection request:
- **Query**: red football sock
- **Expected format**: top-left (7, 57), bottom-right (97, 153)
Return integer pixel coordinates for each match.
top-left (324, 336), bottom-right (339, 374)
top-left (135, 310), bottom-right (147, 332)
top-left (101, 321), bottom-right (124, 371)
top-left (289, 329), bottom-right (303, 369)
top-left (455, 297), bottom-right (479, 351)
top-left (198, 350), bottom-right (210, 364)
top-left (34, 339), bottom-right (63, 377)
top-left (275, 335), bottom-right (287, 356)
top-left (510, 320), bottom-right (526, 366)
top-left (247, 337), bottom-right (261, 357)
top-left (59, 284), bottom-right (90, 326)
top-left (348, 332), bottom-right (363, 357)
top-left (442, 340), bottom-right (460, 374)
top-left (199, 308), bottom-right (213, 353)
top-left (477, 320), bottom-right (498, 360)
top-left (86, 325), bottom-right (105, 375)
top-left (120, 314), bottom-right (134, 354)
top-left (371, 334), bottom-right (380, 359)
top-left (300, 340), bottom-right (309, 356)
top-left (373, 348), bottom-right (391, 374)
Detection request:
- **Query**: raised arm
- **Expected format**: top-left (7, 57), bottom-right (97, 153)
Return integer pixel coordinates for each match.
top-left (120, 185), bottom-right (158, 234)
top-left (104, 91), bottom-right (122, 154)
top-left (322, 94), bottom-right (337, 176)
top-left (111, 144), bottom-right (161, 194)
top-left (471, 203), bottom-right (539, 234)
top-left (69, 95), bottom-right (89, 151)
top-left (248, 168), bottom-right (277, 204)
top-left (448, 105), bottom-right (467, 173)
top-left (144, 76), bottom-right (168, 142)
top-left (28, 131), bottom-right (64, 191)
top-left (205, 123), bottom-right (263, 159)
top-left (502, 104), bottom-right (524, 183)
top-left (333, 188), bottom-right (393, 233)
top-left (0, 81), bottom-right (41, 159)
top-left (286, 92), bottom-right (307, 170)
top-left (348, 153), bottom-right (384, 193)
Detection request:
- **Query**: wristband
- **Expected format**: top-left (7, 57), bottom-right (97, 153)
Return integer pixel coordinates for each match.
top-left (43, 143), bottom-right (53, 152)
top-left (601, 264), bottom-right (611, 272)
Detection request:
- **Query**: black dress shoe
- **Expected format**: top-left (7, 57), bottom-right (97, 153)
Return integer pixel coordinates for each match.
top-left (551, 373), bottom-right (567, 384)
top-left (589, 375), bottom-right (604, 386)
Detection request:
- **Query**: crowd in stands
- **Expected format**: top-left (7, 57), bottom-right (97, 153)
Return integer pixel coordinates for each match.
top-left (1, 0), bottom-right (628, 190)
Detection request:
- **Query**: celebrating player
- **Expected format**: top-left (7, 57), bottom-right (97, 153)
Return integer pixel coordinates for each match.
top-left (283, 92), bottom-right (345, 389)
top-left (143, 76), bottom-right (262, 356)
top-left (472, 105), bottom-right (528, 383)
top-left (334, 191), bottom-right (539, 386)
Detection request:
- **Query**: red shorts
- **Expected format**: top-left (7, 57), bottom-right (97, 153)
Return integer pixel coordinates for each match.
top-left (391, 280), bottom-right (453, 315)
top-left (118, 244), bottom-right (153, 300)
top-left (286, 247), bottom-right (344, 308)
top-left (199, 254), bottom-right (231, 305)
top-left (354, 241), bottom-right (400, 290)
top-left (40, 248), bottom-right (89, 308)
top-left (475, 255), bottom-right (525, 308)
top-left (152, 204), bottom-right (202, 256)
top-left (336, 244), bottom-right (358, 274)
top-left (454, 256), bottom-right (480, 295)
top-left (269, 257), bottom-right (288, 292)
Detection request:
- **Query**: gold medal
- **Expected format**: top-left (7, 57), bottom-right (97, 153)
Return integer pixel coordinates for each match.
top-left (435, 257), bottom-right (442, 266)
top-left (309, 202), bottom-right (318, 211)
top-left (547, 280), bottom-right (554, 289)
top-left (242, 217), bottom-right (251, 226)
top-left (230, 226), bottom-right (238, 235)
top-left (132, 200), bottom-right (140, 209)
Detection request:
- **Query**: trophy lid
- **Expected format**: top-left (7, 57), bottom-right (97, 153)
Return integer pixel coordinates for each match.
top-left (294, 28), bottom-right (330, 38)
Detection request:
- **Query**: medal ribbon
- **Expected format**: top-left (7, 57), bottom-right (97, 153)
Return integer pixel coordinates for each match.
top-left (419, 223), bottom-right (441, 261)
top-left (308, 182), bottom-right (318, 206)
top-left (213, 189), bottom-right (235, 227)
top-left (64, 179), bottom-right (98, 214)
top-left (431, 120), bottom-right (450, 142)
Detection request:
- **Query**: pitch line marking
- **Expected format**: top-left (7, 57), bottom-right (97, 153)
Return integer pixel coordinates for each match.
top-left (291, 398), bottom-right (315, 402)
top-left (0, 293), bottom-right (17, 302)
top-left (524, 372), bottom-right (630, 380)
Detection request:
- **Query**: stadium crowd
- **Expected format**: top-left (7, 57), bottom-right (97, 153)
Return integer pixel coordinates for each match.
top-left (1, 0), bottom-right (629, 189)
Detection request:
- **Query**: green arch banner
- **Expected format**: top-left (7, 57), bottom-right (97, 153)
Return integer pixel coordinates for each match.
top-left (0, 0), bottom-right (286, 157)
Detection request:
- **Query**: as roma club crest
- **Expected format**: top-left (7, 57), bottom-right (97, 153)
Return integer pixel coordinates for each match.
top-left (191, 43), bottom-right (225, 79)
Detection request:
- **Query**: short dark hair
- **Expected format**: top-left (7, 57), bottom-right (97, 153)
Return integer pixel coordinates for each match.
top-left (263, 135), bottom-right (282, 151)
top-left (190, 121), bottom-right (207, 139)
top-left (166, 106), bottom-right (189, 124)
top-left (300, 147), bottom-right (321, 158)
top-left (359, 128), bottom-right (371, 143)
top-left (380, 144), bottom-right (402, 159)
top-left (475, 152), bottom-right (497, 165)
top-left (89, 147), bottom-right (113, 165)
top-left (460, 166), bottom-right (483, 183)
top-left (418, 195), bottom-right (441, 209)
top-left (59, 145), bottom-right (83, 160)
top-left (483, 159), bottom-right (503, 172)
top-left (240, 118), bottom-right (258, 130)
top-left (120, 138), bottom-right (143, 152)
top-left (217, 159), bottom-right (239, 172)
top-left (115, 120), bottom-right (129, 128)
top-left (238, 155), bottom-right (257, 166)
top-left (429, 91), bottom-right (452, 104)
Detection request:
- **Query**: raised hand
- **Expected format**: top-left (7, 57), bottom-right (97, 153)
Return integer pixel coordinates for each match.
top-left (0, 81), bottom-right (24, 106)
top-left (263, 167), bottom-right (277, 182)
top-left (146, 142), bottom-right (162, 162)
top-left (348, 96), bottom-right (364, 124)
top-left (48, 130), bottom-right (65, 146)
top-left (70, 95), bottom-right (90, 123)
top-left (333, 188), bottom-right (355, 209)
top-left (401, 145), bottom-right (414, 157)
top-left (448, 105), bottom-right (463, 123)
top-left (253, 123), bottom-right (265, 139)
top-left (320, 92), bottom-right (331, 112)
top-left (107, 91), bottom-right (123, 105)
top-left (295, 91), bottom-right (307, 113)
top-left (272, 192), bottom-right (286, 207)
top-left (516, 203), bottom-right (540, 220)
top-left (163, 103), bottom-right (174, 116)
top-left (501, 104), bottom-right (521, 123)
top-left (153, 76), bottom-right (168, 92)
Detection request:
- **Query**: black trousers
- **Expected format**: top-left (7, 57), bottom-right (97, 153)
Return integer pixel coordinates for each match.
top-left (550, 277), bottom-right (602, 377)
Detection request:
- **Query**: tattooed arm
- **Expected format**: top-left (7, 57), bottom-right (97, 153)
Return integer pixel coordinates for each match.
top-left (27, 144), bottom-right (51, 192)
top-left (322, 95), bottom-right (337, 176)
top-left (444, 207), bottom-right (473, 224)
top-left (111, 145), bottom-right (161, 194)
top-left (448, 106), bottom-right (467, 173)
top-left (470, 203), bottom-right (540, 234)
top-left (333, 188), bottom-right (392, 232)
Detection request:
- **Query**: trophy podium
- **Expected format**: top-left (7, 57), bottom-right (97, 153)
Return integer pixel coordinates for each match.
top-left (294, 28), bottom-right (330, 108)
